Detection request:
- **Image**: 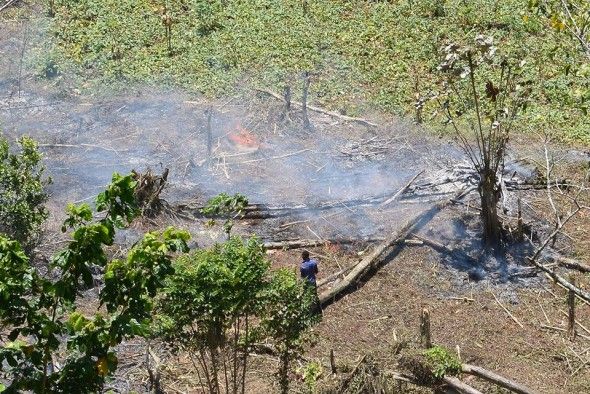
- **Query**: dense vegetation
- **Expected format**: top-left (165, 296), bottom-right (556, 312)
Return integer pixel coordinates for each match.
top-left (0, 141), bottom-right (318, 392)
top-left (0, 135), bottom-right (50, 252)
top-left (46, 0), bottom-right (589, 142)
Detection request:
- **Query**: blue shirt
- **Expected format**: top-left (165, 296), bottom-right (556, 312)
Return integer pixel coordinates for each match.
top-left (300, 259), bottom-right (318, 286)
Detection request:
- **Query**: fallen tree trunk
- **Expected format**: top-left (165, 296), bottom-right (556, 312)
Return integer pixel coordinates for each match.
top-left (263, 237), bottom-right (383, 250)
top-left (317, 262), bottom-right (359, 287)
top-left (255, 88), bottom-right (378, 127)
top-left (319, 189), bottom-right (469, 306)
top-left (461, 364), bottom-right (538, 394)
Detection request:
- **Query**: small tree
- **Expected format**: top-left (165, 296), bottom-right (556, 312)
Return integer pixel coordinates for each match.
top-left (156, 236), bottom-right (268, 394)
top-left (0, 135), bottom-right (50, 251)
top-left (258, 269), bottom-right (319, 394)
top-left (0, 173), bottom-right (189, 392)
top-left (433, 36), bottom-right (530, 248)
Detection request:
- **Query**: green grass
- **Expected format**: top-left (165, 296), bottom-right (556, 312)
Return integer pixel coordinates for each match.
top-left (42, 0), bottom-right (590, 142)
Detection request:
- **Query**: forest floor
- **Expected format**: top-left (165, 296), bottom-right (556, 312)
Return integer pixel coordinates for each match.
top-left (2, 6), bottom-right (590, 394)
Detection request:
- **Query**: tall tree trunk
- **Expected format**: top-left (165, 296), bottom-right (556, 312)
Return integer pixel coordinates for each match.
top-left (479, 169), bottom-right (502, 248)
top-left (278, 350), bottom-right (290, 394)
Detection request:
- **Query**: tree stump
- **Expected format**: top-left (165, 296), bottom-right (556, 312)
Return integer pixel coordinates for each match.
top-left (420, 309), bottom-right (432, 348)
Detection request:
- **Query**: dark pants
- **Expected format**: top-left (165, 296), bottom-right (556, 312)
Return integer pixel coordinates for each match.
top-left (306, 283), bottom-right (322, 319)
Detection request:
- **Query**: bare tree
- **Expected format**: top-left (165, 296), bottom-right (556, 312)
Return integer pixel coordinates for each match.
top-left (433, 36), bottom-right (531, 249)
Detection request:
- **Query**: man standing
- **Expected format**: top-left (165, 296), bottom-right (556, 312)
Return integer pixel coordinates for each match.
top-left (300, 251), bottom-right (321, 316)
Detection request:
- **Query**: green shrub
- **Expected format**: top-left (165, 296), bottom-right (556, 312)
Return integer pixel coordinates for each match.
top-left (424, 345), bottom-right (462, 379)
top-left (0, 172), bottom-right (189, 392)
top-left (156, 235), bottom-right (269, 394)
top-left (0, 135), bottom-right (50, 250)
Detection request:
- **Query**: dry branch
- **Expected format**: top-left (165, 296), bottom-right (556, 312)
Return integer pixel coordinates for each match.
top-left (255, 88), bottom-right (378, 127)
top-left (491, 292), bottom-right (524, 328)
top-left (461, 364), bottom-right (538, 394)
top-left (552, 256), bottom-right (590, 273)
top-left (380, 170), bottom-right (424, 207)
top-left (443, 376), bottom-right (483, 394)
top-left (317, 262), bottom-right (359, 287)
top-left (410, 233), bottom-right (479, 265)
top-left (319, 189), bottom-right (468, 306)
top-left (0, 0), bottom-right (20, 12)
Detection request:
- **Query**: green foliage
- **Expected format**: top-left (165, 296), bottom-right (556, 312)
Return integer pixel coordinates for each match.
top-left (0, 172), bottom-right (189, 392)
top-left (47, 0), bottom-right (590, 142)
top-left (423, 346), bottom-right (462, 379)
top-left (300, 360), bottom-right (323, 393)
top-left (156, 235), bottom-right (268, 393)
top-left (201, 192), bottom-right (249, 236)
top-left (0, 134), bottom-right (50, 251)
top-left (201, 192), bottom-right (249, 217)
top-left (259, 269), bottom-right (318, 353)
top-left (258, 268), bottom-right (319, 393)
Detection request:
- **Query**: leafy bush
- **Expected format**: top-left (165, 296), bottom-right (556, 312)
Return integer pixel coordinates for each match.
top-left (201, 192), bottom-right (249, 236)
top-left (424, 346), bottom-right (462, 379)
top-left (156, 235), bottom-right (269, 394)
top-left (0, 172), bottom-right (189, 392)
top-left (259, 268), bottom-right (319, 393)
top-left (0, 135), bottom-right (50, 251)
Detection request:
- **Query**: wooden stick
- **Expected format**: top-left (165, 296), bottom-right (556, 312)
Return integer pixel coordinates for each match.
top-left (38, 143), bottom-right (125, 153)
top-left (0, 0), bottom-right (19, 12)
top-left (539, 325), bottom-right (590, 341)
top-left (255, 88), bottom-right (378, 127)
top-left (317, 262), bottom-right (359, 287)
top-left (533, 261), bottom-right (590, 304)
top-left (443, 376), bottom-right (483, 394)
top-left (461, 364), bottom-right (538, 394)
top-left (560, 310), bottom-right (590, 336)
top-left (492, 292), bottom-right (524, 328)
top-left (381, 170), bottom-right (425, 207)
top-left (568, 274), bottom-right (577, 341)
top-left (329, 349), bottom-right (336, 374)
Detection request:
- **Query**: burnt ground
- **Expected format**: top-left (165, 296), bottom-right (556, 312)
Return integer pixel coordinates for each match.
top-left (2, 12), bottom-right (590, 394)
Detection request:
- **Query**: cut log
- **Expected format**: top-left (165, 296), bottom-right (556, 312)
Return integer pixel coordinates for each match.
top-left (263, 238), bottom-right (383, 251)
top-left (319, 189), bottom-right (469, 306)
top-left (461, 364), bottom-right (538, 394)
top-left (317, 262), bottom-right (359, 287)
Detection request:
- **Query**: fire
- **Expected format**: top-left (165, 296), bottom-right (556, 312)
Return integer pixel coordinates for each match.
top-left (228, 124), bottom-right (259, 149)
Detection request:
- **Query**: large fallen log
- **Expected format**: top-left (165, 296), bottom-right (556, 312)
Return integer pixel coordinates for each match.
top-left (317, 262), bottom-right (359, 287)
top-left (319, 189), bottom-right (469, 306)
top-left (461, 364), bottom-right (538, 394)
top-left (263, 238), bottom-right (383, 250)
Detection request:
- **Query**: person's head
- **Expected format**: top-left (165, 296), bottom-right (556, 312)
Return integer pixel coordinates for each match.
top-left (301, 250), bottom-right (310, 261)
